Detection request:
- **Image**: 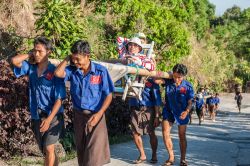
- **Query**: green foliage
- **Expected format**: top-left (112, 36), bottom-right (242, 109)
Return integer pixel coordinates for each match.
top-left (186, 75), bottom-right (198, 90)
top-left (0, 27), bottom-right (24, 59)
top-left (2, 0), bottom-right (248, 93)
top-left (232, 77), bottom-right (244, 86)
top-left (92, 0), bottom-right (108, 14)
top-left (230, 8), bottom-right (250, 59)
top-left (110, 0), bottom-right (190, 71)
top-left (34, 0), bottom-right (86, 58)
top-left (60, 131), bottom-right (75, 152)
top-left (235, 60), bottom-right (250, 86)
top-left (212, 6), bottom-right (250, 87)
top-left (223, 5), bottom-right (241, 21)
top-left (192, 0), bottom-right (214, 40)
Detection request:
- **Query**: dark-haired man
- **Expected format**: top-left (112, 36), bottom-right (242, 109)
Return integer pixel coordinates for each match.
top-left (54, 40), bottom-right (114, 166)
top-left (155, 64), bottom-right (194, 166)
top-left (129, 78), bottom-right (162, 164)
top-left (206, 93), bottom-right (216, 122)
top-left (11, 37), bottom-right (66, 166)
top-left (235, 91), bottom-right (243, 113)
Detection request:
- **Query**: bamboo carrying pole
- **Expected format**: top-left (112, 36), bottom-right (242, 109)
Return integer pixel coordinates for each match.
top-left (49, 59), bottom-right (171, 79)
top-left (97, 61), bottom-right (171, 78)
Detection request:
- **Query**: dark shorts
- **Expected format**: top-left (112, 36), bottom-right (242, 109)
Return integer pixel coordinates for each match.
top-left (31, 111), bottom-right (64, 153)
top-left (196, 107), bottom-right (203, 117)
top-left (208, 104), bottom-right (215, 113)
top-left (130, 106), bottom-right (155, 135)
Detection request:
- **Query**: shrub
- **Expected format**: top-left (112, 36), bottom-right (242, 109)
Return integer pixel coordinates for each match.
top-left (0, 60), bottom-right (131, 159)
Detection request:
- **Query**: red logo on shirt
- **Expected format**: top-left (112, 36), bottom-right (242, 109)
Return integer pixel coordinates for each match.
top-left (180, 87), bottom-right (187, 94)
top-left (90, 75), bottom-right (101, 84)
top-left (145, 81), bottom-right (152, 88)
top-left (45, 72), bottom-right (54, 80)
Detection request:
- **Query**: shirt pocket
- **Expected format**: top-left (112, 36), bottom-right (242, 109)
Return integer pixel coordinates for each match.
top-left (88, 84), bottom-right (101, 97)
top-left (39, 78), bottom-right (53, 93)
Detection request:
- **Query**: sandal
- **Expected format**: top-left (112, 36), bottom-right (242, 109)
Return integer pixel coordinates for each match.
top-left (133, 157), bottom-right (146, 164)
top-left (162, 159), bottom-right (175, 166)
top-left (150, 158), bottom-right (158, 164)
top-left (180, 160), bottom-right (188, 166)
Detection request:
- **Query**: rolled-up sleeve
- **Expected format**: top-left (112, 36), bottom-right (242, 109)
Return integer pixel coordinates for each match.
top-left (54, 77), bottom-right (66, 100)
top-left (64, 66), bottom-right (73, 81)
top-left (13, 60), bottom-right (30, 78)
top-left (187, 85), bottom-right (194, 101)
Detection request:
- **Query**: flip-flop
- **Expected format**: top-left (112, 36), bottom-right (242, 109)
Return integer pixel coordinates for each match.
top-left (150, 159), bottom-right (158, 164)
top-left (162, 160), bottom-right (175, 166)
top-left (133, 158), bottom-right (146, 164)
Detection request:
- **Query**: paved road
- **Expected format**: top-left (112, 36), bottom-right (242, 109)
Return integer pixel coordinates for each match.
top-left (61, 93), bottom-right (250, 166)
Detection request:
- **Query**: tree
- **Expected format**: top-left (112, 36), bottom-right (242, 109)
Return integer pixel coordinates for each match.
top-left (35, 0), bottom-right (86, 58)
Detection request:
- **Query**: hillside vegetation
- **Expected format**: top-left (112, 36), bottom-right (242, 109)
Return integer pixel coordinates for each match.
top-left (0, 0), bottom-right (250, 161)
top-left (0, 0), bottom-right (249, 91)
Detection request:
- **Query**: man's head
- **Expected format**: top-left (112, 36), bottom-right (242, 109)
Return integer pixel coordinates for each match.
top-left (172, 64), bottom-right (188, 85)
top-left (127, 37), bottom-right (143, 54)
top-left (70, 40), bottom-right (91, 69)
top-left (199, 87), bottom-right (205, 93)
top-left (32, 37), bottom-right (53, 63)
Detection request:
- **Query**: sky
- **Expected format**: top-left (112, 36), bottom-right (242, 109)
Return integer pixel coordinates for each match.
top-left (209, 0), bottom-right (250, 16)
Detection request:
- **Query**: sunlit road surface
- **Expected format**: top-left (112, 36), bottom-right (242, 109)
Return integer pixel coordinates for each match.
top-left (62, 93), bottom-right (250, 166)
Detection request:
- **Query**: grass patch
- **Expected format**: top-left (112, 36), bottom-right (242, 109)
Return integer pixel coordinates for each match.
top-left (60, 151), bottom-right (77, 163)
top-left (7, 156), bottom-right (44, 166)
top-left (5, 134), bottom-right (132, 165)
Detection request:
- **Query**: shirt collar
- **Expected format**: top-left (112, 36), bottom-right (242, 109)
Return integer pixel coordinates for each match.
top-left (74, 60), bottom-right (95, 75)
top-left (47, 62), bottom-right (54, 72)
top-left (170, 79), bottom-right (186, 88)
top-left (35, 62), bottom-right (54, 76)
top-left (89, 61), bottom-right (96, 74)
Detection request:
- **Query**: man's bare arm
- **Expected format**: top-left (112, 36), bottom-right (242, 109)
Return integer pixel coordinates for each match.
top-left (54, 56), bottom-right (70, 78)
top-left (11, 53), bottom-right (30, 68)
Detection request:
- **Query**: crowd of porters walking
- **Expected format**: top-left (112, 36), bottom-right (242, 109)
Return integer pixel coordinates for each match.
top-left (10, 33), bottom-right (243, 166)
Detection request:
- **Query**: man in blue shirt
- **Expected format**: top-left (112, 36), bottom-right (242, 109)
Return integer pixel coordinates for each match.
top-left (211, 93), bottom-right (220, 117)
top-left (11, 37), bottom-right (66, 166)
top-left (129, 78), bottom-right (162, 164)
top-left (155, 64), bottom-right (194, 166)
top-left (54, 40), bottom-right (114, 166)
top-left (206, 93), bottom-right (216, 122)
top-left (214, 93), bottom-right (220, 112)
top-left (195, 93), bottom-right (205, 125)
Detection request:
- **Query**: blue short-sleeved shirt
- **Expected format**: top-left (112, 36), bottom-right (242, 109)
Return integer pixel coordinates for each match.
top-left (195, 97), bottom-right (204, 110)
top-left (206, 97), bottom-right (216, 105)
top-left (162, 79), bottom-right (194, 125)
top-left (214, 97), bottom-right (220, 104)
top-left (129, 78), bottom-right (162, 107)
top-left (65, 61), bottom-right (115, 113)
top-left (13, 60), bottom-right (66, 119)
